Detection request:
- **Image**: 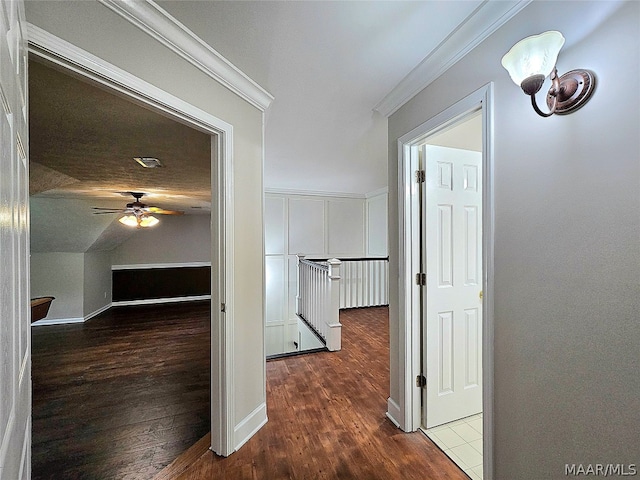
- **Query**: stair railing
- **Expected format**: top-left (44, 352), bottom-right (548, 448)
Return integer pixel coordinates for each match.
top-left (305, 257), bottom-right (389, 309)
top-left (296, 256), bottom-right (342, 351)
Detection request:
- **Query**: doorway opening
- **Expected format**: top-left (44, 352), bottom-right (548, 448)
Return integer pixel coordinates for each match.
top-left (398, 84), bottom-right (494, 480)
top-left (27, 27), bottom-right (236, 457)
top-left (419, 111), bottom-right (484, 480)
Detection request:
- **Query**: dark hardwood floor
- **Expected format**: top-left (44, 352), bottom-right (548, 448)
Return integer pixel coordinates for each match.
top-left (31, 301), bottom-right (211, 480)
top-left (171, 306), bottom-right (467, 480)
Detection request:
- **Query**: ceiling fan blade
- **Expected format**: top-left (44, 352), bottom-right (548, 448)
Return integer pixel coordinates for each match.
top-left (146, 207), bottom-right (184, 215)
top-left (93, 211), bottom-right (120, 214)
top-left (92, 207), bottom-right (124, 211)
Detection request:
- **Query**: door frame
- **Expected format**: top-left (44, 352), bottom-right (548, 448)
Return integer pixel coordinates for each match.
top-left (397, 84), bottom-right (495, 479)
top-left (27, 24), bottom-right (237, 456)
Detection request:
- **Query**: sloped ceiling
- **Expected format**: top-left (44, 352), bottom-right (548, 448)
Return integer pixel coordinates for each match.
top-left (29, 197), bottom-right (134, 253)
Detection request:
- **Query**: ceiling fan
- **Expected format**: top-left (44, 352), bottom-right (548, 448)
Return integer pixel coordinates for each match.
top-left (92, 191), bottom-right (184, 228)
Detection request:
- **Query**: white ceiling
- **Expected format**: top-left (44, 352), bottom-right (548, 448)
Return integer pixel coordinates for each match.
top-left (157, 0), bottom-right (487, 195)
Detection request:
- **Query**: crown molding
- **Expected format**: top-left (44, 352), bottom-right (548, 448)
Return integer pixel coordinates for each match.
top-left (97, 0), bottom-right (274, 112)
top-left (374, 0), bottom-right (531, 117)
top-left (27, 23), bottom-right (234, 135)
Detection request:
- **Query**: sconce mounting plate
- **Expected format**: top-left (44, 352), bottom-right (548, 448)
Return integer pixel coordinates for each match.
top-left (546, 69), bottom-right (596, 115)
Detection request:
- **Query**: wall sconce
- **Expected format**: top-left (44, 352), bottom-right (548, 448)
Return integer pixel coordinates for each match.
top-left (501, 31), bottom-right (596, 117)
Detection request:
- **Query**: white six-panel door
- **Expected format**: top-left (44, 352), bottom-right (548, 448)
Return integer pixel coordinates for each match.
top-left (0, 0), bottom-right (30, 478)
top-left (423, 145), bottom-right (482, 428)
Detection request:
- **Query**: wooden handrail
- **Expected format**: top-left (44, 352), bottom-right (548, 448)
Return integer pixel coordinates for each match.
top-left (306, 256), bottom-right (389, 262)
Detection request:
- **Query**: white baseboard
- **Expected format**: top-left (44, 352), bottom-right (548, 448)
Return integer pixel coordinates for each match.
top-left (112, 295), bottom-right (211, 307)
top-left (234, 402), bottom-right (267, 452)
top-left (84, 303), bottom-right (112, 321)
top-left (386, 397), bottom-right (402, 428)
top-left (31, 317), bottom-right (84, 326)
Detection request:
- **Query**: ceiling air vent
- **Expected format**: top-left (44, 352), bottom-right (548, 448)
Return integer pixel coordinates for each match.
top-left (133, 157), bottom-right (162, 168)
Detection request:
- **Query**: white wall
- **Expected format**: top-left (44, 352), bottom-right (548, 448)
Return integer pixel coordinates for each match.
top-left (111, 214), bottom-right (211, 266)
top-left (30, 253), bottom-right (84, 321)
top-left (388, 1), bottom-right (639, 477)
top-left (26, 0), bottom-right (265, 452)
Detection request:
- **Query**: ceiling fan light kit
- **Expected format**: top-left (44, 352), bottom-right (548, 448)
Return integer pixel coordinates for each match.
top-left (118, 213), bottom-right (159, 228)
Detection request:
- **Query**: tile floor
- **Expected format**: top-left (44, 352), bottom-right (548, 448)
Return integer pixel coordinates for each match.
top-left (424, 413), bottom-right (484, 480)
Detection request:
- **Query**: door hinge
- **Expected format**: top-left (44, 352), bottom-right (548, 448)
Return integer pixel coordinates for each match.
top-left (415, 273), bottom-right (426, 286)
top-left (416, 374), bottom-right (427, 388)
top-left (415, 169), bottom-right (425, 183)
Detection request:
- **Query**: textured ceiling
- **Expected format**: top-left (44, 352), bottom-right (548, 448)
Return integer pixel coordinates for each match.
top-left (29, 58), bottom-right (212, 212)
top-left (29, 58), bottom-right (212, 253)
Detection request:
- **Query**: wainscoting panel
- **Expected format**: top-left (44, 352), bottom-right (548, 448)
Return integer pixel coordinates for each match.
top-left (265, 256), bottom-right (286, 323)
top-left (112, 266), bottom-right (211, 302)
top-left (327, 198), bottom-right (365, 256)
top-left (288, 198), bottom-right (325, 255)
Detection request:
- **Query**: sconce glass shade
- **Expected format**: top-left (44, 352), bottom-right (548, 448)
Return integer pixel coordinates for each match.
top-left (501, 31), bottom-right (565, 86)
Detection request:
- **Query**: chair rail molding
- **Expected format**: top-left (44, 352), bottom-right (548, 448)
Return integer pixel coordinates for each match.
top-left (97, 0), bottom-right (274, 112)
top-left (374, 0), bottom-right (530, 117)
top-left (264, 187), bottom-right (366, 200)
top-left (112, 262), bottom-right (212, 270)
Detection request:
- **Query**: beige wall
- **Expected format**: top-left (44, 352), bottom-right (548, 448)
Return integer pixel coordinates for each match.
top-left (83, 250), bottom-right (112, 317)
top-left (31, 253), bottom-right (85, 321)
top-left (388, 1), bottom-right (639, 477)
top-left (111, 214), bottom-right (212, 266)
top-left (26, 0), bottom-right (265, 445)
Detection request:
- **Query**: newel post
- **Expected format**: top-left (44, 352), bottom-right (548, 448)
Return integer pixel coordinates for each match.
top-left (296, 254), bottom-right (305, 317)
top-left (326, 258), bottom-right (342, 351)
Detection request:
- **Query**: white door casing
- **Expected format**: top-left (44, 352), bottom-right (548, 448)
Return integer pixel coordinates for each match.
top-left (396, 83), bottom-right (494, 478)
top-left (423, 145), bottom-right (483, 428)
top-left (0, 0), bottom-right (30, 478)
top-left (26, 25), bottom-right (238, 456)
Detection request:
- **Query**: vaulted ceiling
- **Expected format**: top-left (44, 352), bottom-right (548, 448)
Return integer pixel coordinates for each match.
top-left (156, 0), bottom-right (492, 194)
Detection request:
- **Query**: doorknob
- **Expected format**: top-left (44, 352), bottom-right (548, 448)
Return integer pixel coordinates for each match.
top-left (479, 290), bottom-right (483, 300)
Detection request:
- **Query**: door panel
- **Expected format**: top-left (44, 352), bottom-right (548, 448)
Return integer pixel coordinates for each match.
top-left (0, 0), bottom-right (30, 478)
top-left (424, 145), bottom-right (482, 429)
